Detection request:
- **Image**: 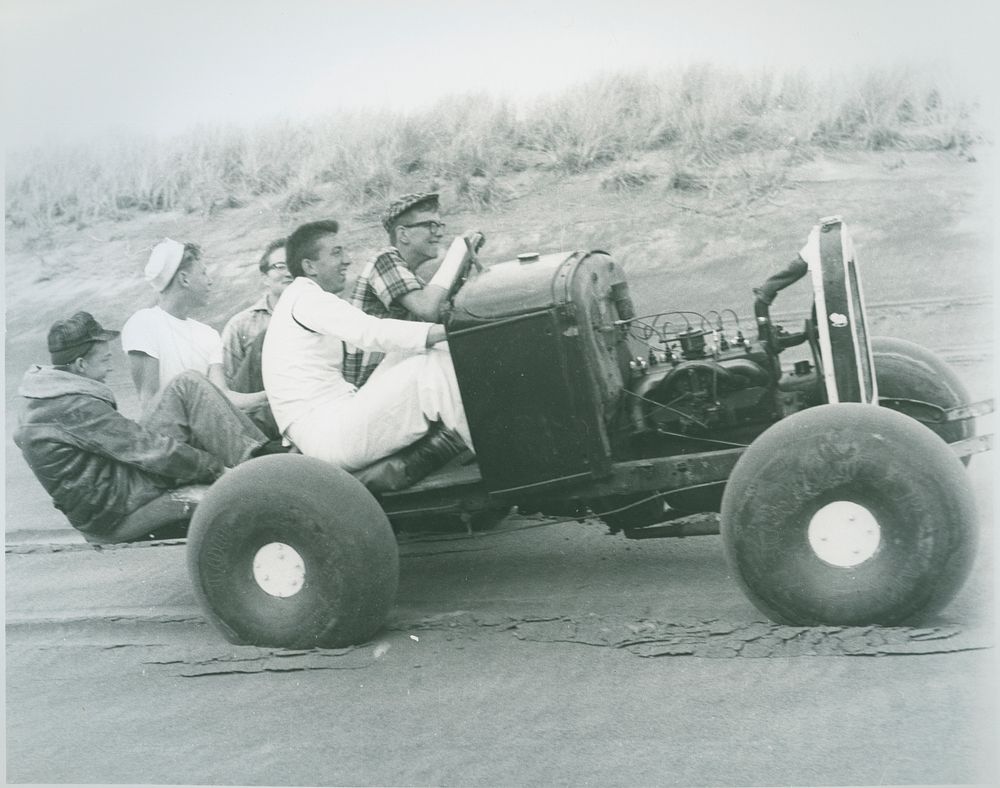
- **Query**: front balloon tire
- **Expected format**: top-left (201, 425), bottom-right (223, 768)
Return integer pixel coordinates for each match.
top-left (721, 404), bottom-right (976, 626)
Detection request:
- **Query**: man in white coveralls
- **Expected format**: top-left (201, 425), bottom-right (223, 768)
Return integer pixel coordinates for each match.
top-left (261, 218), bottom-right (473, 472)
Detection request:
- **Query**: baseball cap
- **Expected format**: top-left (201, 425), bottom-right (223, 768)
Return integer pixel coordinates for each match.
top-left (381, 192), bottom-right (439, 233)
top-left (48, 312), bottom-right (120, 365)
top-left (145, 238), bottom-right (187, 291)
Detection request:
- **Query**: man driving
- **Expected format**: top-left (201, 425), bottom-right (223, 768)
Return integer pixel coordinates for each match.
top-left (343, 192), bottom-right (483, 386)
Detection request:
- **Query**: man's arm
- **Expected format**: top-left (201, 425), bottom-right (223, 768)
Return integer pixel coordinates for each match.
top-left (753, 256), bottom-right (809, 307)
top-left (295, 286), bottom-right (435, 354)
top-left (365, 250), bottom-right (436, 319)
top-left (65, 399), bottom-right (223, 483)
top-left (382, 234), bottom-right (484, 321)
top-left (207, 364), bottom-right (269, 411)
top-left (220, 315), bottom-right (247, 385)
top-left (127, 351), bottom-right (161, 415)
top-left (396, 286), bottom-right (450, 321)
top-left (426, 325), bottom-right (447, 346)
top-left (201, 322), bottom-right (267, 411)
top-left (754, 227), bottom-right (821, 309)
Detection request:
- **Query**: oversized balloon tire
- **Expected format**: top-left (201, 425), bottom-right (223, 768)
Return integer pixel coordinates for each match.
top-left (187, 455), bottom-right (399, 649)
top-left (872, 336), bottom-right (974, 451)
top-left (721, 404), bottom-right (976, 626)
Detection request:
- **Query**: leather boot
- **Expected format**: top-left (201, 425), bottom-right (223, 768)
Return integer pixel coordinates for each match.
top-left (355, 423), bottom-right (470, 493)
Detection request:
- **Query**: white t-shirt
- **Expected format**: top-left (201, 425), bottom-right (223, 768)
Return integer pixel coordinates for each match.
top-left (121, 306), bottom-right (224, 394)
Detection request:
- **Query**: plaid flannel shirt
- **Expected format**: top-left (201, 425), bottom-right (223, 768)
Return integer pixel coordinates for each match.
top-left (343, 247), bottom-right (425, 386)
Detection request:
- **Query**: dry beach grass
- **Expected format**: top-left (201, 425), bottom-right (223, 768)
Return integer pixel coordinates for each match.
top-left (6, 63), bottom-right (980, 229)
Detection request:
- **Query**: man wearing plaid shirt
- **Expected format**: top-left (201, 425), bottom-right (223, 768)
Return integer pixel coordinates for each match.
top-left (344, 192), bottom-right (483, 386)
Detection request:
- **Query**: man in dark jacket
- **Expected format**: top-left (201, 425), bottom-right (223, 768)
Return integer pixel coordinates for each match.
top-left (14, 311), bottom-right (270, 544)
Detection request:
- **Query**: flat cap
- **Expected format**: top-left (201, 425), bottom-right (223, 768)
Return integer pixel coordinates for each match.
top-left (48, 311), bottom-right (120, 365)
top-left (381, 192), bottom-right (439, 233)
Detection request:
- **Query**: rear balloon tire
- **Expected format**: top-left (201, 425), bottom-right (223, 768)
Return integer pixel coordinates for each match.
top-left (872, 336), bottom-right (974, 453)
top-left (721, 404), bottom-right (976, 626)
top-left (187, 455), bottom-right (399, 649)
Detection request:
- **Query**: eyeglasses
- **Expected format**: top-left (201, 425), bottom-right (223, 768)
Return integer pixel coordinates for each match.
top-left (401, 220), bottom-right (446, 234)
top-left (267, 262), bottom-right (288, 272)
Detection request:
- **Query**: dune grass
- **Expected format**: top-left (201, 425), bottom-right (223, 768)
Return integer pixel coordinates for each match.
top-left (5, 63), bottom-right (982, 231)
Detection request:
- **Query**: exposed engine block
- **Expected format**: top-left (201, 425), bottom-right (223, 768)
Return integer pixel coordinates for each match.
top-left (624, 311), bottom-right (780, 436)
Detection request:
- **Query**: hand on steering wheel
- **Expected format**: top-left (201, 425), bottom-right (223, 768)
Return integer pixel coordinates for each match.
top-left (430, 231), bottom-right (486, 301)
top-left (449, 232), bottom-right (485, 296)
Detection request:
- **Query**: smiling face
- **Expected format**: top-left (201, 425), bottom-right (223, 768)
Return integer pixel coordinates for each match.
top-left (75, 340), bottom-right (114, 382)
top-left (302, 232), bottom-right (352, 293)
top-left (395, 206), bottom-right (446, 267)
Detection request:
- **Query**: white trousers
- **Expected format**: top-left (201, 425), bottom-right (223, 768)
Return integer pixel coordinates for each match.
top-left (286, 348), bottom-right (472, 472)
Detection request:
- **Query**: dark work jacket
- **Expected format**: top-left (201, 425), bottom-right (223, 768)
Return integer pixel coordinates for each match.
top-left (13, 365), bottom-right (222, 536)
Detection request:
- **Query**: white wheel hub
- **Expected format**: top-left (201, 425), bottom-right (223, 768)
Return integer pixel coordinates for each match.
top-left (252, 542), bottom-right (305, 597)
top-left (807, 501), bottom-right (881, 568)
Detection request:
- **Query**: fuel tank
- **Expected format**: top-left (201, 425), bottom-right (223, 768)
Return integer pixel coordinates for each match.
top-left (446, 250), bottom-right (634, 494)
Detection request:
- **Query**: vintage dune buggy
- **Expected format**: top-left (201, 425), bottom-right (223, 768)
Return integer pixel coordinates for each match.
top-left (186, 217), bottom-right (993, 649)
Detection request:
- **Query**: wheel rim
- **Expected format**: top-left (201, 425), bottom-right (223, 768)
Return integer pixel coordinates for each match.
top-left (252, 542), bottom-right (306, 598)
top-left (807, 501), bottom-right (881, 568)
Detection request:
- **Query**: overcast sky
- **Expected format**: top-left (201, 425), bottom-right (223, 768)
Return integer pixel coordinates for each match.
top-left (1, 0), bottom-right (997, 150)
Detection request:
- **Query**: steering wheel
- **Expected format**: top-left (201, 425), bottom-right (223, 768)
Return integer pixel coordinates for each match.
top-left (445, 232), bottom-right (486, 302)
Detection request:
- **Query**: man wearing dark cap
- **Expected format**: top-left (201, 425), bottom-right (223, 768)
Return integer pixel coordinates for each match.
top-left (343, 192), bottom-right (484, 387)
top-left (14, 312), bottom-right (270, 544)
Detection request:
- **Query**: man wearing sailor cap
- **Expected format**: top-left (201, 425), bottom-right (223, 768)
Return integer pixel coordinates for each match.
top-left (121, 238), bottom-right (269, 417)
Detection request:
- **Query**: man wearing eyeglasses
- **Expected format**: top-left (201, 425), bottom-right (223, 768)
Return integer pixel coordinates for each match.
top-left (221, 238), bottom-right (290, 385)
top-left (218, 238), bottom-right (290, 438)
top-left (343, 192), bottom-right (483, 387)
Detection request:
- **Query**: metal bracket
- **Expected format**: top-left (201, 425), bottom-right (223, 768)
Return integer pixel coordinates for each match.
top-left (949, 434), bottom-right (993, 459)
top-left (880, 397), bottom-right (995, 424)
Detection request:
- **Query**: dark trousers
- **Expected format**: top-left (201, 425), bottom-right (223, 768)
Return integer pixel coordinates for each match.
top-left (143, 370), bottom-right (267, 466)
top-left (89, 372), bottom-right (266, 544)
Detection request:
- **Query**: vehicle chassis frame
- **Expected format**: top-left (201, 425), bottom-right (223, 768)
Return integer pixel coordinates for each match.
top-left (379, 431), bottom-right (992, 523)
